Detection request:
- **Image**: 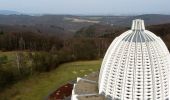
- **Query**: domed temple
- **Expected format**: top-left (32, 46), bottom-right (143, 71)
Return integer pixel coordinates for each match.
top-left (71, 19), bottom-right (170, 100)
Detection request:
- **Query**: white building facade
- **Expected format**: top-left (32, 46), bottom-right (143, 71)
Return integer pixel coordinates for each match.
top-left (99, 19), bottom-right (170, 100)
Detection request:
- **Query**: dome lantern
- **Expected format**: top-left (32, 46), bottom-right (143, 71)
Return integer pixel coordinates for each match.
top-left (131, 19), bottom-right (145, 31)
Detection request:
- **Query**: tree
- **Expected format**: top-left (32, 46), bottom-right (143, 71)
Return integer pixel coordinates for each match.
top-left (0, 30), bottom-right (4, 35)
top-left (16, 52), bottom-right (30, 76)
top-left (19, 37), bottom-right (25, 50)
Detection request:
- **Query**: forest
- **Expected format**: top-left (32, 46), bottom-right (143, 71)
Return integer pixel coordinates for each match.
top-left (1, 22), bottom-right (170, 92)
top-left (0, 27), bottom-right (112, 90)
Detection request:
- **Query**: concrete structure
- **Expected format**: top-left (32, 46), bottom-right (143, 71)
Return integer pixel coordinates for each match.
top-left (72, 19), bottom-right (170, 100)
top-left (71, 72), bottom-right (105, 100)
top-left (99, 19), bottom-right (170, 100)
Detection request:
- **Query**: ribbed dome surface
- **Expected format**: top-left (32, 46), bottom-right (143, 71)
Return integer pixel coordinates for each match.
top-left (99, 19), bottom-right (170, 100)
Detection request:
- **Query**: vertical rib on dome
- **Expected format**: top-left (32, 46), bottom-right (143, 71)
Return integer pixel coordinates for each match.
top-left (131, 19), bottom-right (145, 31)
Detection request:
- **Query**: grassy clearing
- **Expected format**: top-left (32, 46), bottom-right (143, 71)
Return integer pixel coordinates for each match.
top-left (0, 60), bottom-right (102, 100)
top-left (0, 51), bottom-right (16, 60)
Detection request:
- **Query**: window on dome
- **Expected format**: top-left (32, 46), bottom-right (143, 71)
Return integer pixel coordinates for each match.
top-left (126, 97), bottom-right (130, 99)
top-left (147, 91), bottom-right (151, 93)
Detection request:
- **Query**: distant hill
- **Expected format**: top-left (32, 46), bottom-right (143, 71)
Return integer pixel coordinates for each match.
top-left (111, 14), bottom-right (170, 26)
top-left (0, 15), bottom-right (95, 38)
top-left (0, 10), bottom-right (21, 15)
top-left (75, 22), bottom-right (170, 37)
top-left (0, 15), bottom-right (95, 34)
top-left (0, 14), bottom-right (170, 38)
top-left (75, 24), bottom-right (129, 37)
top-left (0, 24), bottom-right (71, 39)
top-left (0, 14), bottom-right (170, 27)
top-left (75, 23), bottom-right (170, 50)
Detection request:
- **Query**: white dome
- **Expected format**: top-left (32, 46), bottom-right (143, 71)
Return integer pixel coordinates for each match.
top-left (99, 19), bottom-right (170, 100)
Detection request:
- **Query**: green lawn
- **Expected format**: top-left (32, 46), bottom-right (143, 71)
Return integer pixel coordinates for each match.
top-left (0, 60), bottom-right (102, 100)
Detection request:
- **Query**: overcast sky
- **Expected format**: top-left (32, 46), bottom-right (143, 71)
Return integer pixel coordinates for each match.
top-left (0, 0), bottom-right (169, 15)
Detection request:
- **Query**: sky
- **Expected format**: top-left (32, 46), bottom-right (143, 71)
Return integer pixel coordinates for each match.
top-left (0, 0), bottom-right (170, 15)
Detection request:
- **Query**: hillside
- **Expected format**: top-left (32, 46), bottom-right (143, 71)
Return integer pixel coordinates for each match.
top-left (0, 15), bottom-right (95, 36)
top-left (0, 24), bottom-right (71, 39)
top-left (1, 15), bottom-right (170, 100)
top-left (75, 24), bottom-right (129, 37)
top-left (75, 23), bottom-right (170, 50)
top-left (0, 14), bottom-right (170, 38)
top-left (111, 14), bottom-right (170, 26)
top-left (0, 59), bottom-right (101, 100)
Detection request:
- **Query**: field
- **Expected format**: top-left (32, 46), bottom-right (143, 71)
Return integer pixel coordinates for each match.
top-left (0, 59), bottom-right (102, 100)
